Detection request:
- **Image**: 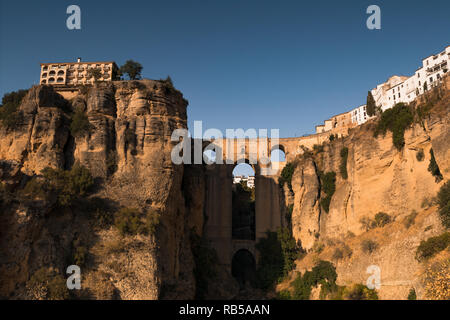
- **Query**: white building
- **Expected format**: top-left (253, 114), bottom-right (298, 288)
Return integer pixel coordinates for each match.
top-left (370, 46), bottom-right (449, 113)
top-left (350, 104), bottom-right (372, 126)
top-left (233, 175), bottom-right (255, 188)
top-left (247, 176), bottom-right (255, 188)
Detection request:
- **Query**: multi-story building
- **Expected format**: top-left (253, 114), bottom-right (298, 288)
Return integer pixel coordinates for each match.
top-left (350, 104), bottom-right (371, 126)
top-left (371, 46), bottom-right (449, 112)
top-left (313, 45), bottom-right (448, 135)
top-left (315, 111), bottom-right (354, 134)
top-left (246, 176), bottom-right (255, 188)
top-left (40, 58), bottom-right (118, 86)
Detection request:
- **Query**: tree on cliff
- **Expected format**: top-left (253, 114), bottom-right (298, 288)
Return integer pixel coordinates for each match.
top-left (119, 60), bottom-right (143, 80)
top-left (366, 91), bottom-right (376, 116)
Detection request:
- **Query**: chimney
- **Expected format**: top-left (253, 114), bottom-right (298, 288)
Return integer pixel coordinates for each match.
top-left (77, 57), bottom-right (81, 63)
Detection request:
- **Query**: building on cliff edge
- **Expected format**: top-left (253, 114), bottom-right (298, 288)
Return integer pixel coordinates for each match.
top-left (39, 58), bottom-right (119, 86)
top-left (315, 45), bottom-right (449, 134)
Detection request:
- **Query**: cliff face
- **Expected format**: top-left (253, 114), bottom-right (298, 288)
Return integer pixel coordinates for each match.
top-left (0, 81), bottom-right (200, 299)
top-left (283, 83), bottom-right (450, 299)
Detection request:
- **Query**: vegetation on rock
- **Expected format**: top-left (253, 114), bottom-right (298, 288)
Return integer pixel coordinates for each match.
top-left (119, 60), bottom-right (143, 80)
top-left (437, 181), bottom-right (450, 229)
top-left (114, 207), bottom-right (160, 236)
top-left (319, 171), bottom-right (336, 213)
top-left (428, 148), bottom-right (443, 182)
top-left (279, 162), bottom-right (296, 192)
top-left (339, 147), bottom-right (349, 179)
top-left (415, 232), bottom-right (450, 261)
top-left (0, 89), bottom-right (28, 129)
top-left (374, 103), bottom-right (414, 150)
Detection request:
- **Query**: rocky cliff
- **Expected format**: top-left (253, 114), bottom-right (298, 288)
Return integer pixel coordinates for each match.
top-left (0, 80), bottom-right (202, 299)
top-left (279, 80), bottom-right (450, 299)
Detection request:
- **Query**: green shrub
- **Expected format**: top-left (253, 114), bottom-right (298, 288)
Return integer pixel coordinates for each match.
top-left (0, 89), bottom-right (28, 129)
top-left (42, 163), bottom-right (94, 207)
top-left (114, 208), bottom-right (159, 236)
top-left (428, 149), bottom-right (443, 182)
top-left (339, 147), bottom-right (349, 179)
top-left (255, 230), bottom-right (300, 290)
top-left (374, 212), bottom-right (392, 227)
top-left (374, 103), bottom-right (413, 150)
top-left (22, 163), bottom-right (94, 207)
top-left (332, 245), bottom-right (352, 261)
top-left (279, 162), bottom-right (296, 192)
top-left (437, 181), bottom-right (450, 229)
top-left (291, 260), bottom-right (337, 300)
top-left (404, 211), bottom-right (418, 229)
top-left (345, 284), bottom-right (378, 300)
top-left (190, 232), bottom-right (218, 299)
top-left (415, 232), bottom-right (450, 261)
top-left (408, 288), bottom-right (417, 300)
top-left (319, 171), bottom-right (336, 213)
top-left (416, 149), bottom-right (425, 162)
top-left (70, 108), bottom-right (90, 138)
top-left (27, 268), bottom-right (69, 300)
top-left (361, 239), bottom-right (378, 254)
top-left (277, 290), bottom-right (292, 300)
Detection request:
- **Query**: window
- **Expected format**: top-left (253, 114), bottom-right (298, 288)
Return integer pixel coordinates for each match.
top-left (437, 74), bottom-right (441, 79)
top-left (417, 73), bottom-right (420, 78)
top-left (419, 81), bottom-right (421, 86)
top-left (398, 93), bottom-right (400, 98)
top-left (430, 77), bottom-right (433, 82)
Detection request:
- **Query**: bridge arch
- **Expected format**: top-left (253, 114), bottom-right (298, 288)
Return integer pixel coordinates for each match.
top-left (231, 248), bottom-right (256, 287)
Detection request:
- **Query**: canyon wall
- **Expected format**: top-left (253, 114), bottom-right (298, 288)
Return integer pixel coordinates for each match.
top-left (282, 82), bottom-right (450, 299)
top-left (0, 81), bottom-right (200, 299)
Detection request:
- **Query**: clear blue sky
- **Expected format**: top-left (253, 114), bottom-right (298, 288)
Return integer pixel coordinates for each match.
top-left (1, 0), bottom-right (449, 140)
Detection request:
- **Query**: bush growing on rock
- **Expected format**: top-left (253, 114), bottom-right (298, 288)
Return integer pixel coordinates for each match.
top-left (374, 212), bottom-right (392, 227)
top-left (339, 147), bottom-right (349, 179)
top-left (428, 149), bottom-right (443, 182)
top-left (416, 149), bottom-right (425, 162)
top-left (27, 268), bottom-right (69, 300)
top-left (408, 288), bottom-right (417, 300)
top-left (374, 103), bottom-right (413, 150)
top-left (344, 284), bottom-right (378, 300)
top-left (361, 239), bottom-right (378, 254)
top-left (437, 181), bottom-right (450, 229)
top-left (114, 208), bottom-right (160, 236)
top-left (415, 232), bottom-right (450, 261)
top-left (0, 89), bottom-right (28, 129)
top-left (22, 163), bottom-right (94, 207)
top-left (319, 171), bottom-right (336, 213)
top-left (291, 260), bottom-right (337, 300)
top-left (279, 162), bottom-right (296, 192)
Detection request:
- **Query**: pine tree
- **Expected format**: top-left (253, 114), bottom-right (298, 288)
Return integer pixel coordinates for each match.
top-left (366, 91), bottom-right (376, 116)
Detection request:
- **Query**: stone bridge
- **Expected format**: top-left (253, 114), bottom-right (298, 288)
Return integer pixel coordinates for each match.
top-left (201, 130), bottom-right (349, 272)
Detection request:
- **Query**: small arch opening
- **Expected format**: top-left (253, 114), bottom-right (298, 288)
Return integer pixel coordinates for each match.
top-left (231, 249), bottom-right (256, 288)
top-left (270, 146), bottom-right (286, 162)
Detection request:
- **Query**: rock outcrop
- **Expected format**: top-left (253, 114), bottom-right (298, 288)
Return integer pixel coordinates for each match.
top-left (282, 82), bottom-right (450, 299)
top-left (0, 80), bottom-right (198, 299)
